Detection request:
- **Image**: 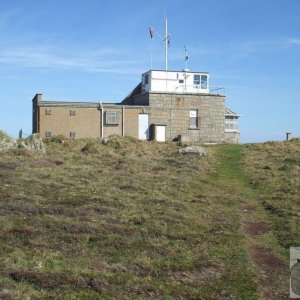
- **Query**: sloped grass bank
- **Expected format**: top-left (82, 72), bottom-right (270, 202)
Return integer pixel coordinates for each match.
top-left (212, 144), bottom-right (289, 299)
top-left (0, 137), bottom-right (292, 299)
top-left (243, 140), bottom-right (300, 250)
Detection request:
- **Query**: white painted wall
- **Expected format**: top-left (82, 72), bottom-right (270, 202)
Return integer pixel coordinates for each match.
top-left (142, 70), bottom-right (209, 94)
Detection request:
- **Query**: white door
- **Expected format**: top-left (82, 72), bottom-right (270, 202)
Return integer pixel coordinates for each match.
top-left (139, 114), bottom-right (149, 140)
top-left (156, 126), bottom-right (166, 142)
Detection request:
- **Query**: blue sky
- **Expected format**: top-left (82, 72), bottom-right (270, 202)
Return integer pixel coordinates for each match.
top-left (0, 0), bottom-right (299, 142)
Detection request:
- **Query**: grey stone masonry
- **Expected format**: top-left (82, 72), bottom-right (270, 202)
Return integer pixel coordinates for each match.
top-left (142, 92), bottom-right (226, 142)
top-left (224, 131), bottom-right (240, 144)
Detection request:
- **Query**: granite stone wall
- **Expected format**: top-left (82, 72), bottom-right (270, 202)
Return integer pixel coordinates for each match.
top-left (146, 92), bottom-right (226, 142)
top-left (224, 131), bottom-right (240, 144)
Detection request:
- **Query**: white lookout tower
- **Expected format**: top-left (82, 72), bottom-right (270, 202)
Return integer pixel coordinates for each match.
top-left (141, 70), bottom-right (209, 94)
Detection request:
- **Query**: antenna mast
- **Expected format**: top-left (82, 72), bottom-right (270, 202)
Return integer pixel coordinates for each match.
top-left (164, 17), bottom-right (170, 71)
top-left (149, 17), bottom-right (170, 70)
top-left (184, 46), bottom-right (188, 70)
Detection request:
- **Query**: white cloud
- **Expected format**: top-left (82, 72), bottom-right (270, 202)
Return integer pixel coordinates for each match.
top-left (0, 35), bottom-right (299, 75)
top-left (0, 45), bottom-right (146, 75)
top-left (287, 38), bottom-right (300, 45)
top-left (225, 37), bottom-right (300, 61)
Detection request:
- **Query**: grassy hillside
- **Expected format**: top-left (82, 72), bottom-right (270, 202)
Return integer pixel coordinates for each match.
top-left (0, 136), bottom-right (297, 299)
top-left (243, 140), bottom-right (300, 250)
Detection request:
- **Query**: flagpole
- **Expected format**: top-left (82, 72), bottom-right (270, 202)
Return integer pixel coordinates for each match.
top-left (149, 27), bottom-right (154, 70)
top-left (184, 46), bottom-right (188, 71)
top-left (149, 18), bottom-right (169, 71)
top-left (165, 17), bottom-right (168, 71)
top-left (150, 40), bottom-right (153, 70)
top-left (184, 46), bottom-right (189, 91)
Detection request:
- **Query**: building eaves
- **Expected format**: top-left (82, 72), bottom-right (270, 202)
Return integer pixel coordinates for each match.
top-left (146, 91), bottom-right (225, 97)
top-left (38, 100), bottom-right (149, 109)
top-left (225, 107), bottom-right (242, 117)
top-left (38, 101), bottom-right (100, 108)
top-left (103, 103), bottom-right (149, 109)
top-left (143, 70), bottom-right (209, 76)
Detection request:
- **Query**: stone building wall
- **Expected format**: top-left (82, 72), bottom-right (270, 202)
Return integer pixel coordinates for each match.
top-left (224, 131), bottom-right (240, 144)
top-left (132, 92), bottom-right (226, 142)
top-left (33, 91), bottom-right (238, 143)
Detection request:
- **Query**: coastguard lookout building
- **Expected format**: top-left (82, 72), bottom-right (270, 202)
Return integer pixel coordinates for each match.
top-left (32, 69), bottom-right (240, 143)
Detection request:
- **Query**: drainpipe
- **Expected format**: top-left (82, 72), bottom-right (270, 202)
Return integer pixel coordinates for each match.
top-left (100, 101), bottom-right (104, 138)
top-left (122, 106), bottom-right (125, 136)
top-left (169, 86), bottom-right (181, 141)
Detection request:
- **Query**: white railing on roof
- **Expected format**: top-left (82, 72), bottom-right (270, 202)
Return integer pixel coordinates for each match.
top-left (170, 85), bottom-right (225, 95)
top-left (209, 87), bottom-right (226, 95)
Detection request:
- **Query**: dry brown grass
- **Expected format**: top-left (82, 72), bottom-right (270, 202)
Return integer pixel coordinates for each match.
top-left (0, 136), bottom-right (296, 299)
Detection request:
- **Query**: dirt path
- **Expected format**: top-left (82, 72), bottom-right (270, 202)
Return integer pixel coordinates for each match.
top-left (213, 144), bottom-right (289, 299)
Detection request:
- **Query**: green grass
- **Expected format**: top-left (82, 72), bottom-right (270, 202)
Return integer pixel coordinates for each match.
top-left (210, 144), bottom-right (290, 298)
top-left (243, 140), bottom-right (300, 250)
top-left (0, 136), bottom-right (295, 299)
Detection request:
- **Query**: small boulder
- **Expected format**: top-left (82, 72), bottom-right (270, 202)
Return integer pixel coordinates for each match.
top-left (179, 146), bottom-right (206, 156)
top-left (0, 130), bottom-right (17, 152)
top-left (23, 133), bottom-right (46, 153)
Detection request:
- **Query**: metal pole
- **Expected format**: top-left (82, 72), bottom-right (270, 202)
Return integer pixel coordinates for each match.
top-left (122, 106), bottom-right (125, 136)
top-left (165, 17), bottom-right (168, 70)
top-left (184, 46), bottom-right (188, 91)
top-left (150, 41), bottom-right (153, 70)
top-left (184, 46), bottom-right (188, 70)
top-left (100, 101), bottom-right (104, 138)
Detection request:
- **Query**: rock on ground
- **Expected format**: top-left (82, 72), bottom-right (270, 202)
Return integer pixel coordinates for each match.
top-left (179, 146), bottom-right (206, 156)
top-left (0, 130), bottom-right (17, 152)
top-left (23, 133), bottom-right (46, 153)
top-left (0, 130), bottom-right (46, 153)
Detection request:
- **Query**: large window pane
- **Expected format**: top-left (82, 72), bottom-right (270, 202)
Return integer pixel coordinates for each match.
top-left (225, 116), bottom-right (238, 131)
top-left (193, 75), bottom-right (200, 87)
top-left (201, 75), bottom-right (208, 89)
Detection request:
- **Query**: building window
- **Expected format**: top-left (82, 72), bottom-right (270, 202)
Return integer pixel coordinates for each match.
top-left (45, 131), bottom-right (52, 138)
top-left (193, 75), bottom-right (200, 87)
top-left (144, 74), bottom-right (149, 85)
top-left (45, 109), bottom-right (52, 115)
top-left (105, 111), bottom-right (119, 125)
top-left (70, 132), bottom-right (76, 138)
top-left (201, 75), bottom-right (208, 89)
top-left (189, 110), bottom-right (198, 129)
top-left (225, 116), bottom-right (239, 131)
top-left (179, 79), bottom-right (184, 84)
top-left (193, 74), bottom-right (208, 89)
top-left (69, 110), bottom-right (76, 116)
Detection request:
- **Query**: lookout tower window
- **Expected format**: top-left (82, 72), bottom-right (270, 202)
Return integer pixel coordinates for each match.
top-left (193, 75), bottom-right (200, 87)
top-left (201, 75), bottom-right (208, 89)
top-left (193, 74), bottom-right (208, 89)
